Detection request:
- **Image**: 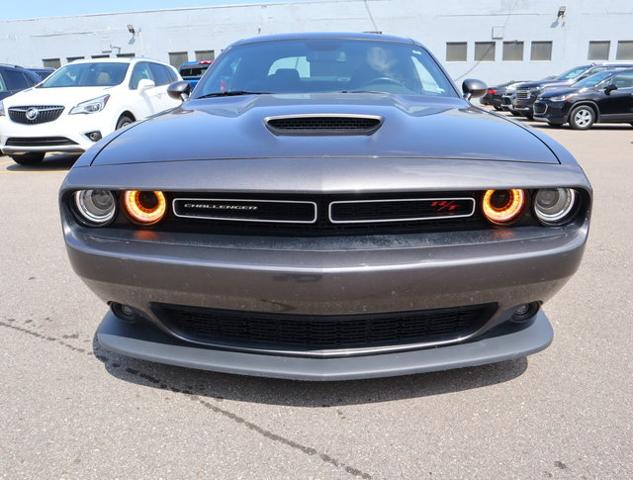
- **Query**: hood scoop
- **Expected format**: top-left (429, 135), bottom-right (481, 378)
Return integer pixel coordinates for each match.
top-left (265, 114), bottom-right (383, 136)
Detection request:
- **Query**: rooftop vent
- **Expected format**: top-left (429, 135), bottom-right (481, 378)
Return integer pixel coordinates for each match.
top-left (265, 114), bottom-right (383, 136)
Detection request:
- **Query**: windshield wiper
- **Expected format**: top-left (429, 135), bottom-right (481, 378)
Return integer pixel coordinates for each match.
top-left (196, 91), bottom-right (271, 99)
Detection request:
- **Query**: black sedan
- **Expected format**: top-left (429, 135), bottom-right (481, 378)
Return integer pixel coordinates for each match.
top-left (534, 69), bottom-right (633, 129)
top-left (479, 81), bottom-right (523, 110)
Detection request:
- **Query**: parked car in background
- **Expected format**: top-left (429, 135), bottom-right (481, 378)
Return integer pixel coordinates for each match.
top-left (27, 67), bottom-right (55, 81)
top-left (0, 58), bottom-right (182, 165)
top-left (60, 32), bottom-right (591, 380)
top-left (179, 59), bottom-right (213, 90)
top-left (511, 63), bottom-right (633, 119)
top-left (0, 64), bottom-right (42, 101)
top-left (534, 68), bottom-right (633, 129)
top-left (480, 81), bottom-right (524, 110)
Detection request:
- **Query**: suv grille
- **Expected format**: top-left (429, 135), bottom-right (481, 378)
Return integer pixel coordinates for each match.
top-left (154, 303), bottom-right (496, 355)
top-left (266, 115), bottom-right (382, 135)
top-left (8, 105), bottom-right (64, 124)
top-left (515, 89), bottom-right (531, 100)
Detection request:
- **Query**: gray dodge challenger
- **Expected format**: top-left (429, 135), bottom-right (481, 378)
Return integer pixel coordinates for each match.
top-left (60, 33), bottom-right (591, 380)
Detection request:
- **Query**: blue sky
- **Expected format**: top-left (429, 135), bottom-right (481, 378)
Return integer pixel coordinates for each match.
top-left (2, 0), bottom-right (295, 20)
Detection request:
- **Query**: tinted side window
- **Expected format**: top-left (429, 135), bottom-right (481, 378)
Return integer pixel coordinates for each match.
top-left (613, 73), bottom-right (633, 89)
top-left (2, 69), bottom-right (29, 90)
top-left (0, 72), bottom-right (8, 93)
top-left (149, 63), bottom-right (171, 86)
top-left (130, 62), bottom-right (154, 89)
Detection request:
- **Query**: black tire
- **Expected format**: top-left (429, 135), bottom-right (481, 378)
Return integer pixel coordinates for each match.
top-left (547, 121), bottom-right (564, 128)
top-left (569, 105), bottom-right (595, 130)
top-left (10, 152), bottom-right (45, 166)
top-left (524, 112), bottom-right (534, 120)
top-left (116, 114), bottom-right (135, 130)
top-left (510, 110), bottom-right (522, 117)
top-left (493, 105), bottom-right (502, 111)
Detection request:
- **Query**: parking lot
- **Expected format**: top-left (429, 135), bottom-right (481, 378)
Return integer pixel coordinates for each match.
top-left (0, 112), bottom-right (632, 479)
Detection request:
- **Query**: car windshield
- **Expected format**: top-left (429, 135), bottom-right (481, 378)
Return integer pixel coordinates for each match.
top-left (38, 62), bottom-right (129, 88)
top-left (574, 70), bottom-right (614, 88)
top-left (557, 66), bottom-right (589, 80)
top-left (195, 39), bottom-right (457, 98)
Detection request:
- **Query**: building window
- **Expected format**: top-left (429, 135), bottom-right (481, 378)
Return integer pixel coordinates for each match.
top-left (503, 41), bottom-right (524, 61)
top-left (169, 51), bottom-right (189, 68)
top-left (530, 41), bottom-right (552, 61)
top-left (445, 42), bottom-right (467, 62)
top-left (117, 53), bottom-right (136, 58)
top-left (616, 41), bottom-right (633, 60)
top-left (474, 42), bottom-right (495, 61)
top-left (588, 41), bottom-right (610, 60)
top-left (195, 50), bottom-right (215, 62)
top-left (42, 58), bottom-right (61, 69)
top-left (66, 56), bottom-right (84, 63)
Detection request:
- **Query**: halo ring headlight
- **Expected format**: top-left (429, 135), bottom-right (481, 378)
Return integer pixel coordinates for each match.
top-left (73, 190), bottom-right (116, 226)
top-left (123, 190), bottom-right (166, 225)
top-left (534, 188), bottom-right (577, 225)
top-left (482, 189), bottom-right (526, 225)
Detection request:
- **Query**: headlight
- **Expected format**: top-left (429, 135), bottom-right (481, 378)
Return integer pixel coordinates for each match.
top-left (70, 94), bottom-right (110, 115)
top-left (0, 100), bottom-right (5, 116)
top-left (123, 190), bottom-right (167, 225)
top-left (534, 188), bottom-right (578, 225)
top-left (482, 189), bottom-right (526, 225)
top-left (549, 94), bottom-right (574, 102)
top-left (73, 190), bottom-right (116, 226)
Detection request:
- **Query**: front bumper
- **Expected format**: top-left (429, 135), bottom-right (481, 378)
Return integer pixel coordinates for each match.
top-left (533, 100), bottom-right (569, 123)
top-left (511, 97), bottom-right (536, 114)
top-left (97, 309), bottom-right (553, 380)
top-left (0, 112), bottom-right (114, 154)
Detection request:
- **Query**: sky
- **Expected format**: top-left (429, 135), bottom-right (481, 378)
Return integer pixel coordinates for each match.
top-left (1, 0), bottom-right (299, 20)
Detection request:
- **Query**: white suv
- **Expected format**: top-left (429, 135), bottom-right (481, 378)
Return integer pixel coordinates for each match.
top-left (0, 58), bottom-right (182, 165)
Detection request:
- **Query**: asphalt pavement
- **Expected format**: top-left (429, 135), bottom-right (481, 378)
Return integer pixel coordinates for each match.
top-left (1, 114), bottom-right (632, 479)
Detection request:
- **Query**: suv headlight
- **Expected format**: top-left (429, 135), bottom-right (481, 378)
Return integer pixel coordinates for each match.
top-left (549, 94), bottom-right (575, 102)
top-left (70, 94), bottom-right (110, 115)
top-left (0, 100), bottom-right (5, 117)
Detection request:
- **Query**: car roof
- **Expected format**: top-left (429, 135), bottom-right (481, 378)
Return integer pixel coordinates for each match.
top-left (0, 63), bottom-right (28, 70)
top-left (68, 57), bottom-right (168, 66)
top-left (230, 32), bottom-right (417, 48)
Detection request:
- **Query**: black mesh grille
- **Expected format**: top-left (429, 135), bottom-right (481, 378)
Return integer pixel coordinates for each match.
top-left (8, 106), bottom-right (64, 124)
top-left (533, 102), bottom-right (547, 114)
top-left (330, 198), bottom-right (475, 223)
top-left (154, 303), bottom-right (496, 354)
top-left (266, 116), bottom-right (382, 135)
top-left (6, 137), bottom-right (77, 147)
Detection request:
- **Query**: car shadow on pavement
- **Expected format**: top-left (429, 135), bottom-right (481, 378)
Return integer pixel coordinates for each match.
top-left (92, 333), bottom-right (528, 407)
top-left (3, 153), bottom-right (78, 172)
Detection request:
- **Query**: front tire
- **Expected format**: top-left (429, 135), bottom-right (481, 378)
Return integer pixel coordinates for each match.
top-left (524, 112), bottom-right (534, 120)
top-left (10, 152), bottom-right (45, 166)
top-left (569, 106), bottom-right (595, 130)
top-left (547, 121), bottom-right (564, 128)
top-left (116, 114), bottom-right (135, 130)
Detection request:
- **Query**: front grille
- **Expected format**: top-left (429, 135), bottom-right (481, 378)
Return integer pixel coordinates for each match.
top-left (5, 136), bottom-right (77, 147)
top-left (8, 106), bottom-right (64, 124)
top-left (533, 102), bottom-right (547, 115)
top-left (266, 115), bottom-right (382, 135)
top-left (515, 89), bottom-right (531, 100)
top-left (154, 303), bottom-right (496, 355)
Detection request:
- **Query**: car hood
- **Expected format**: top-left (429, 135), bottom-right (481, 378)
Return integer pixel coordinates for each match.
top-left (539, 86), bottom-right (589, 98)
top-left (2, 86), bottom-right (114, 108)
top-left (91, 93), bottom-right (559, 165)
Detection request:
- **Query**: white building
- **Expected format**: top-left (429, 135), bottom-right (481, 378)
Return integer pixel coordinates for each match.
top-left (1, 0), bottom-right (633, 84)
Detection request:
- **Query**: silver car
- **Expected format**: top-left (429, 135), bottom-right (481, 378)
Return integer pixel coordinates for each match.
top-left (60, 33), bottom-right (591, 380)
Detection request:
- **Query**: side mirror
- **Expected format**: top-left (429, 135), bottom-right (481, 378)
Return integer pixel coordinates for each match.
top-left (167, 81), bottom-right (190, 101)
top-left (462, 78), bottom-right (487, 100)
top-left (137, 78), bottom-right (155, 92)
top-left (604, 83), bottom-right (618, 95)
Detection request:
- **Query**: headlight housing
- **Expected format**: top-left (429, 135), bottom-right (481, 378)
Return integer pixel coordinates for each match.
top-left (70, 94), bottom-right (110, 115)
top-left (482, 189), bottom-right (526, 225)
top-left (123, 190), bottom-right (167, 225)
top-left (533, 188), bottom-right (578, 225)
top-left (73, 190), bottom-right (116, 226)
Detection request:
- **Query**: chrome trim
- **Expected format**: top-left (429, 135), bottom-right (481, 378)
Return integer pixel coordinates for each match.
top-left (172, 197), bottom-right (318, 224)
top-left (328, 197), bottom-right (476, 224)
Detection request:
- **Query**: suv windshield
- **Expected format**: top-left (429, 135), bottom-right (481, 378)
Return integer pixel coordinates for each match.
top-left (195, 39), bottom-right (456, 98)
top-left (557, 66), bottom-right (589, 81)
top-left (39, 62), bottom-right (129, 88)
top-left (574, 70), bottom-right (614, 88)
